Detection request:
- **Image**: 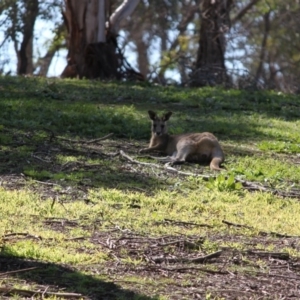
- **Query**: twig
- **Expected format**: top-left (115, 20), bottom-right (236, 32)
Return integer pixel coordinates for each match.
top-left (154, 239), bottom-right (202, 250)
top-left (253, 271), bottom-right (300, 280)
top-left (202, 288), bottom-right (260, 296)
top-left (222, 220), bottom-right (253, 230)
top-left (43, 128), bottom-right (55, 142)
top-left (119, 150), bottom-right (158, 167)
top-left (0, 287), bottom-right (84, 298)
top-left (222, 219), bottom-right (299, 238)
top-left (43, 219), bottom-right (78, 226)
top-left (3, 232), bottom-right (42, 241)
top-left (84, 133), bottom-right (114, 144)
top-left (57, 133), bottom-right (113, 144)
top-left (0, 267), bottom-right (38, 277)
top-left (32, 180), bottom-right (60, 186)
top-left (190, 250), bottom-right (223, 263)
top-left (163, 162), bottom-right (215, 179)
top-left (64, 236), bottom-right (87, 241)
top-left (163, 218), bottom-right (213, 228)
top-left (120, 150), bottom-right (211, 178)
top-left (31, 154), bottom-right (52, 163)
top-left (42, 286), bottom-right (50, 298)
top-left (245, 250), bottom-right (290, 260)
top-left (150, 265), bottom-right (228, 275)
top-left (150, 250), bottom-right (222, 264)
top-left (236, 178), bottom-right (300, 199)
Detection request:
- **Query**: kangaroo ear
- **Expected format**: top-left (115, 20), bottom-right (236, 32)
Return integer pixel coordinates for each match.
top-left (148, 110), bottom-right (157, 120)
top-left (162, 111), bottom-right (172, 121)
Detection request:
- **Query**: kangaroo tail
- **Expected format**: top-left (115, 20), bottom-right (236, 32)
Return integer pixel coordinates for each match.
top-left (210, 146), bottom-right (225, 171)
top-left (210, 157), bottom-right (224, 171)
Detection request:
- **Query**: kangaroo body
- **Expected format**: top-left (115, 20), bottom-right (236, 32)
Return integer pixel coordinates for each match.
top-left (139, 111), bottom-right (225, 171)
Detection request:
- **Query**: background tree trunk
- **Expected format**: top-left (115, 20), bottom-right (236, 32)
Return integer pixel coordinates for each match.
top-left (61, 0), bottom-right (140, 80)
top-left (17, 0), bottom-right (39, 75)
top-left (190, 0), bottom-right (232, 87)
top-left (255, 11), bottom-right (270, 84)
top-left (61, 0), bottom-right (113, 79)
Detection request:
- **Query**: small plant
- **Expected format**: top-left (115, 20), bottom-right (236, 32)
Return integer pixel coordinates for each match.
top-left (205, 174), bottom-right (243, 192)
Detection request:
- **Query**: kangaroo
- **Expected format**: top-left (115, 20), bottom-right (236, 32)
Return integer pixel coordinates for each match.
top-left (139, 110), bottom-right (225, 170)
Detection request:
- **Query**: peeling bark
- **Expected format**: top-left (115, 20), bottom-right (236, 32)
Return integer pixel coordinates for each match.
top-left (62, 0), bottom-right (141, 80)
top-left (109, 0), bottom-right (140, 34)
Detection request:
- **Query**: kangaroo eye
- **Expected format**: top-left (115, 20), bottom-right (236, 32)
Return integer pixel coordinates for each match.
top-left (153, 124), bottom-right (157, 128)
top-left (161, 125), bottom-right (165, 129)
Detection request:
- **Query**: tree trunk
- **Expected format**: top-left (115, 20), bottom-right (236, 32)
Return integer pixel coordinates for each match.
top-left (61, 0), bottom-right (141, 80)
top-left (17, 0), bottom-right (39, 75)
top-left (255, 11), bottom-right (270, 84)
top-left (134, 29), bottom-right (149, 79)
top-left (35, 23), bottom-right (66, 76)
top-left (61, 0), bottom-right (111, 78)
top-left (190, 0), bottom-right (232, 87)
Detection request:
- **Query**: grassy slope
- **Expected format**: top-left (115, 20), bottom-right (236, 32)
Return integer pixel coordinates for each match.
top-left (0, 76), bottom-right (300, 299)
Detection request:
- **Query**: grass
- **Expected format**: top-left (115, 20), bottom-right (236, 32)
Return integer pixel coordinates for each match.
top-left (0, 75), bottom-right (300, 299)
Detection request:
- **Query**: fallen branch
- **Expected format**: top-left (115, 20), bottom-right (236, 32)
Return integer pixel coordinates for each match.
top-left (43, 218), bottom-right (78, 226)
top-left (64, 236), bottom-right (87, 241)
top-left (121, 150), bottom-right (211, 178)
top-left (163, 163), bottom-right (210, 178)
top-left (150, 265), bottom-right (228, 275)
top-left (31, 154), bottom-right (52, 163)
top-left (236, 178), bottom-right (300, 199)
top-left (190, 250), bottom-right (223, 263)
top-left (222, 219), bottom-right (299, 238)
top-left (253, 271), bottom-right (300, 280)
top-left (61, 161), bottom-right (111, 171)
top-left (85, 133), bottom-right (114, 143)
top-left (3, 232), bottom-right (42, 241)
top-left (201, 288), bottom-right (260, 296)
top-left (0, 287), bottom-right (84, 298)
top-left (149, 250), bottom-right (222, 264)
top-left (0, 267), bottom-right (38, 277)
top-left (31, 179), bottom-right (60, 186)
top-left (153, 239), bottom-right (203, 250)
top-left (245, 250), bottom-right (290, 260)
top-left (161, 218), bottom-right (213, 228)
top-left (55, 133), bottom-right (113, 144)
top-left (119, 150), bottom-right (158, 167)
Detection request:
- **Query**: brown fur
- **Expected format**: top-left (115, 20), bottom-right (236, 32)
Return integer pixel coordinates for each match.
top-left (139, 110), bottom-right (225, 171)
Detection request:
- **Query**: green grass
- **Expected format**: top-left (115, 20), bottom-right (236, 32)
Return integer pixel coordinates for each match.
top-left (0, 75), bottom-right (300, 299)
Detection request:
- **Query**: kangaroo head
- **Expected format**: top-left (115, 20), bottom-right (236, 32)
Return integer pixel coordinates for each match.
top-left (148, 110), bottom-right (172, 136)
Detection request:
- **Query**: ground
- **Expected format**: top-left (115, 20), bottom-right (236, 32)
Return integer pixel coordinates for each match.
top-left (0, 76), bottom-right (300, 299)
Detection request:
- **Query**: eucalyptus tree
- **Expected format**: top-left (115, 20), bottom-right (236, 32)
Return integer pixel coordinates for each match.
top-left (0, 0), bottom-right (62, 75)
top-left (61, 0), bottom-right (141, 79)
top-left (189, 0), bottom-right (233, 86)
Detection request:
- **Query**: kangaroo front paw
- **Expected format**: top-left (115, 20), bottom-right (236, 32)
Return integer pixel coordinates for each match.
top-left (139, 148), bottom-right (147, 154)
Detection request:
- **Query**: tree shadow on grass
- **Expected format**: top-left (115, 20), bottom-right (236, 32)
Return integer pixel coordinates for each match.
top-left (1, 76), bottom-right (299, 142)
top-left (0, 130), bottom-right (165, 196)
top-left (0, 249), bottom-right (158, 300)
